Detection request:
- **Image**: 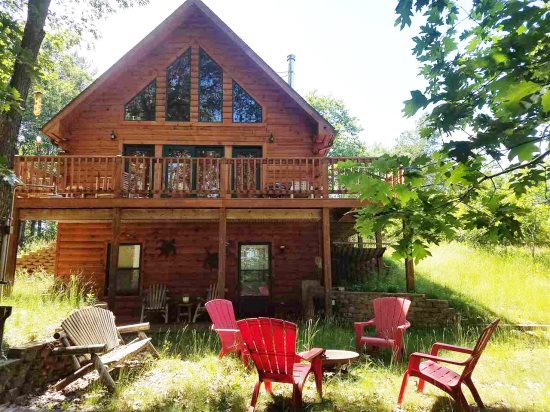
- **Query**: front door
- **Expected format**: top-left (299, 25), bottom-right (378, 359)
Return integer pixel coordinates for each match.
top-left (238, 243), bottom-right (272, 317)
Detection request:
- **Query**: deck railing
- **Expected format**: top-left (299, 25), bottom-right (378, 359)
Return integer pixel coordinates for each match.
top-left (14, 155), bottom-right (377, 199)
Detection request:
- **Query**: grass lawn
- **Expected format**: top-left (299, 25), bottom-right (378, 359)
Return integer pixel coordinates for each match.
top-left (5, 243), bottom-right (550, 411)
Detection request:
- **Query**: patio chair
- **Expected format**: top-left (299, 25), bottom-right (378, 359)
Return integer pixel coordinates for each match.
top-left (205, 299), bottom-right (249, 366)
top-left (141, 283), bottom-right (170, 324)
top-left (354, 297), bottom-right (411, 361)
top-left (53, 306), bottom-right (159, 392)
top-left (397, 319), bottom-right (500, 411)
top-left (192, 282), bottom-right (218, 323)
top-left (238, 317), bottom-right (324, 411)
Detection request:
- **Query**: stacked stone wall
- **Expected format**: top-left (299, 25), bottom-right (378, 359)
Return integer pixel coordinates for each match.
top-left (332, 291), bottom-right (458, 327)
top-left (16, 243), bottom-right (56, 274)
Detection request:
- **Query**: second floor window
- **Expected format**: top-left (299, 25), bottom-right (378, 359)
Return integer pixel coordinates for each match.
top-left (199, 49), bottom-right (223, 122)
top-left (166, 49), bottom-right (191, 121)
top-left (124, 80), bottom-right (156, 121)
top-left (232, 81), bottom-right (262, 123)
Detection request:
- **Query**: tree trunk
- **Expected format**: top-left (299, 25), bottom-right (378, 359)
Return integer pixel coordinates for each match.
top-left (30, 220), bottom-right (36, 238)
top-left (0, 0), bottom-right (51, 273)
top-left (405, 258), bottom-right (415, 292)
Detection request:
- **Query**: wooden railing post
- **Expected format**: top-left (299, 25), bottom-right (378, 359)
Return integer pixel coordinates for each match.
top-left (153, 158), bottom-right (162, 198)
top-left (321, 158), bottom-right (329, 198)
top-left (220, 159), bottom-right (230, 198)
top-left (113, 156), bottom-right (123, 198)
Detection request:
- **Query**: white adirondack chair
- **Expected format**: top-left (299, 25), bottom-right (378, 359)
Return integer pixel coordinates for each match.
top-left (141, 283), bottom-right (170, 324)
top-left (53, 306), bottom-right (158, 392)
top-left (192, 283), bottom-right (219, 323)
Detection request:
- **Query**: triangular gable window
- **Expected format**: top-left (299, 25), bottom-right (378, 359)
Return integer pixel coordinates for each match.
top-left (199, 49), bottom-right (223, 122)
top-left (166, 48), bottom-right (191, 122)
top-left (232, 81), bottom-right (262, 123)
top-left (124, 80), bottom-right (156, 121)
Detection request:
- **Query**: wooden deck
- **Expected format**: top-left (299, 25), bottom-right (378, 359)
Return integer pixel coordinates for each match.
top-left (14, 155), bottom-right (373, 202)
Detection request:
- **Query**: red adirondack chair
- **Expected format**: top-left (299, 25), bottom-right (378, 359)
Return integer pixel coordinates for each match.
top-left (238, 318), bottom-right (324, 411)
top-left (397, 319), bottom-right (500, 411)
top-left (205, 299), bottom-right (249, 366)
top-left (354, 297), bottom-right (411, 361)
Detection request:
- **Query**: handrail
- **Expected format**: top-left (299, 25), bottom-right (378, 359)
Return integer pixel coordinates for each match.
top-left (14, 155), bottom-right (375, 199)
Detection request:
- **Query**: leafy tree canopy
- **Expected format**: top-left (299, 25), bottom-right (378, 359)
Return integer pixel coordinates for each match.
top-left (306, 90), bottom-right (367, 157)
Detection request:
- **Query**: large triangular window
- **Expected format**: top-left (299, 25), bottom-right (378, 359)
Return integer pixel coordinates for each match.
top-left (166, 48), bottom-right (191, 122)
top-left (124, 80), bottom-right (156, 121)
top-left (232, 81), bottom-right (262, 123)
top-left (198, 49), bottom-right (223, 122)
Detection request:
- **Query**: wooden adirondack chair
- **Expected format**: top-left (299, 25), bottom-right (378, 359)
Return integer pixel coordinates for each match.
top-left (238, 317), bottom-right (324, 411)
top-left (192, 282), bottom-right (218, 323)
top-left (205, 299), bottom-right (249, 366)
top-left (53, 306), bottom-right (159, 392)
top-left (397, 319), bottom-right (500, 411)
top-left (354, 297), bottom-right (411, 361)
top-left (141, 283), bottom-right (169, 324)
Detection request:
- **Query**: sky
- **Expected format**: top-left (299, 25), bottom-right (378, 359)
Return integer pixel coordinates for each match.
top-left (83, 0), bottom-right (425, 148)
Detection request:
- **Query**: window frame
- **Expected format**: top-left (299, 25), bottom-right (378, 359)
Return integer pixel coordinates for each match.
top-left (123, 80), bottom-right (157, 121)
top-left (165, 48), bottom-right (192, 122)
top-left (198, 48), bottom-right (223, 123)
top-left (231, 80), bottom-right (263, 123)
top-left (104, 243), bottom-right (143, 296)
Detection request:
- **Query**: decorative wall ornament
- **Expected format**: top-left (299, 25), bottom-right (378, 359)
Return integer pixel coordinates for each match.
top-left (203, 248), bottom-right (218, 271)
top-left (157, 239), bottom-right (176, 257)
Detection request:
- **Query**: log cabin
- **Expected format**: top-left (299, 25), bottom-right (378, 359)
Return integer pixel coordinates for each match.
top-left (7, 0), bottom-right (379, 321)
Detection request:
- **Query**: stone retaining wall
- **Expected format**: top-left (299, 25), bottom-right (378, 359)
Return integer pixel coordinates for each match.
top-left (332, 291), bottom-right (458, 327)
top-left (16, 243), bottom-right (56, 274)
top-left (0, 340), bottom-right (73, 403)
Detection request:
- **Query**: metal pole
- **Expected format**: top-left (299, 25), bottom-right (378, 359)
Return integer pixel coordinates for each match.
top-left (287, 54), bottom-right (296, 88)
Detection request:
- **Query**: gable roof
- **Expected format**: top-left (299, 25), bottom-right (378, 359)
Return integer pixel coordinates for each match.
top-left (42, 0), bottom-right (336, 153)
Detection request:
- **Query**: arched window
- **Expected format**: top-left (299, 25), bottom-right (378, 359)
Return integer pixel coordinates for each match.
top-left (166, 49), bottom-right (191, 122)
top-left (198, 49), bottom-right (223, 122)
top-left (232, 81), bottom-right (262, 123)
top-left (124, 80), bottom-right (156, 121)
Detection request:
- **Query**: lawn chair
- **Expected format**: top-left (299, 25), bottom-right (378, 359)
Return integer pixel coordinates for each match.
top-left (354, 297), bottom-right (411, 361)
top-left (205, 299), bottom-right (249, 366)
top-left (238, 317), bottom-right (324, 411)
top-left (141, 283), bottom-right (170, 324)
top-left (397, 319), bottom-right (500, 411)
top-left (53, 306), bottom-right (159, 392)
top-left (192, 283), bottom-right (218, 323)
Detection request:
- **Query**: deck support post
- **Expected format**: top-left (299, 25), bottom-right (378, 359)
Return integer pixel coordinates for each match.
top-left (375, 230), bottom-right (384, 277)
top-left (217, 208), bottom-right (227, 298)
top-left (108, 208), bottom-right (121, 310)
top-left (4, 207), bottom-right (20, 287)
top-left (322, 208), bottom-right (332, 317)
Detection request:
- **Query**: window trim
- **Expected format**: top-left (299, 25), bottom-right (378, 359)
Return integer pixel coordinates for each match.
top-left (105, 243), bottom-right (143, 297)
top-left (123, 80), bottom-right (157, 121)
top-left (231, 80), bottom-right (263, 123)
top-left (165, 48), bottom-right (192, 123)
top-left (198, 48), bottom-right (223, 123)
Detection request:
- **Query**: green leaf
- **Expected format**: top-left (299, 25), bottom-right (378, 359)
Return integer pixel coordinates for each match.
top-left (541, 90), bottom-right (550, 112)
top-left (403, 90), bottom-right (429, 117)
top-left (508, 142), bottom-right (539, 162)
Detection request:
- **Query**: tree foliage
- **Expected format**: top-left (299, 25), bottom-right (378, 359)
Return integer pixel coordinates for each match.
top-left (306, 90), bottom-right (367, 157)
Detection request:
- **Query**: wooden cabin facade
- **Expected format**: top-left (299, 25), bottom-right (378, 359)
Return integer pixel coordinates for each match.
top-left (7, 0), bottom-right (372, 321)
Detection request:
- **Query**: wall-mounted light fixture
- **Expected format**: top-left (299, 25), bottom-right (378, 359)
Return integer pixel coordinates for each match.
top-left (268, 133), bottom-right (275, 143)
top-left (279, 245), bottom-right (286, 253)
top-left (110, 131), bottom-right (117, 140)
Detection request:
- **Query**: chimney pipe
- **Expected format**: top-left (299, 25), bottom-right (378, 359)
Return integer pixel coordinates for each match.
top-left (287, 54), bottom-right (295, 88)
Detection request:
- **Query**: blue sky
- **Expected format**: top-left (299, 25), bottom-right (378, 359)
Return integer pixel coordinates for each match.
top-left (85, 0), bottom-right (425, 147)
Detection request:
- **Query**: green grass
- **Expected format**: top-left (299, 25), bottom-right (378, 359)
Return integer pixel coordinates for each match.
top-left (7, 243), bottom-right (550, 411)
top-left (1, 270), bottom-right (95, 346)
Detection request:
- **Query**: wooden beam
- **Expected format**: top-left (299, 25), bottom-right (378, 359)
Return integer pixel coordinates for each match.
top-left (19, 209), bottom-right (113, 221)
top-left (4, 208), bottom-right (20, 286)
top-left (227, 209), bottom-right (321, 221)
top-left (121, 209), bottom-right (219, 221)
top-left (15, 198), bottom-right (366, 209)
top-left (108, 208), bottom-right (121, 311)
top-left (217, 208), bottom-right (227, 298)
top-left (322, 208), bottom-right (332, 317)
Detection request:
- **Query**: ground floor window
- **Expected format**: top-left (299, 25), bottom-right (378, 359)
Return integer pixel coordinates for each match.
top-left (105, 243), bottom-right (142, 295)
top-left (238, 243), bottom-right (271, 296)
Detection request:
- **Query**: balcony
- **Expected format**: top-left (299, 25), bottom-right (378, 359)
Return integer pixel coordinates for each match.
top-left (14, 155), bottom-right (374, 201)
